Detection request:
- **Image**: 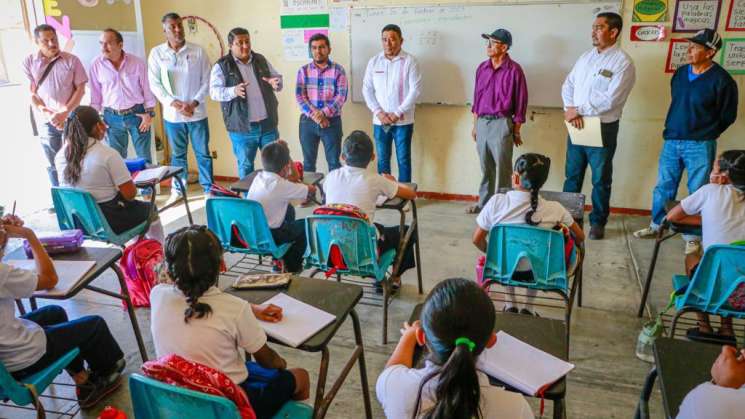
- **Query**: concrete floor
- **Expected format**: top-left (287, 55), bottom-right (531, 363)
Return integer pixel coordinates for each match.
top-left (3, 187), bottom-right (701, 419)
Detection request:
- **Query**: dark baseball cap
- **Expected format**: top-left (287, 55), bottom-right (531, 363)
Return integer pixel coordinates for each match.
top-left (482, 28), bottom-right (512, 47)
top-left (688, 28), bottom-right (722, 51)
top-left (342, 130), bottom-right (374, 168)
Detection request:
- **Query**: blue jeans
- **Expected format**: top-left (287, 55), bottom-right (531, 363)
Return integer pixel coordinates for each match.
top-left (270, 205), bottom-right (307, 273)
top-left (164, 119), bottom-right (213, 194)
top-left (39, 122), bottom-right (62, 186)
top-left (228, 121), bottom-right (278, 179)
top-left (104, 104), bottom-right (152, 163)
top-left (563, 121), bottom-right (619, 227)
top-left (373, 124), bottom-right (414, 182)
top-left (299, 115), bottom-right (342, 172)
top-left (651, 140), bottom-right (717, 233)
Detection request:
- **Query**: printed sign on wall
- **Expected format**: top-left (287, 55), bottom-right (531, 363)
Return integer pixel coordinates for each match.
top-left (672, 0), bottom-right (722, 32)
top-left (720, 38), bottom-right (745, 74)
top-left (630, 25), bottom-right (667, 41)
top-left (665, 38), bottom-right (689, 72)
top-left (726, 0), bottom-right (745, 31)
top-left (633, 0), bottom-right (668, 22)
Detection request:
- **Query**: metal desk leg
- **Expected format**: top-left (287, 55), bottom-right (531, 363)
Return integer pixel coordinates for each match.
top-left (635, 367), bottom-right (658, 419)
top-left (30, 297), bottom-right (38, 311)
top-left (313, 347), bottom-right (330, 419)
top-left (15, 299), bottom-right (26, 315)
top-left (410, 201), bottom-right (423, 295)
top-left (351, 309), bottom-right (372, 419)
top-left (637, 229), bottom-right (676, 318)
top-left (553, 396), bottom-right (566, 419)
top-left (172, 175), bottom-right (194, 225)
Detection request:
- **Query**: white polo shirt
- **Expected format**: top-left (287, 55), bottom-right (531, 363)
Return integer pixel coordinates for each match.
top-left (362, 51), bottom-right (422, 126)
top-left (0, 263), bottom-right (46, 372)
top-left (677, 382), bottom-right (745, 419)
top-left (324, 166), bottom-right (399, 220)
top-left (680, 184), bottom-right (745, 250)
top-left (150, 284), bottom-right (267, 384)
top-left (476, 190), bottom-right (575, 232)
top-left (247, 171), bottom-right (309, 229)
top-left (54, 137), bottom-right (132, 203)
top-left (148, 42), bottom-right (211, 123)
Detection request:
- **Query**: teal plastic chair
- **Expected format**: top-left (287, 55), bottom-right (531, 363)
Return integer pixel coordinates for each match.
top-left (0, 348), bottom-right (80, 418)
top-left (304, 215), bottom-right (397, 343)
top-left (206, 197), bottom-right (291, 261)
top-left (669, 244), bottom-right (745, 337)
top-left (52, 187), bottom-right (148, 247)
top-left (129, 374), bottom-right (312, 419)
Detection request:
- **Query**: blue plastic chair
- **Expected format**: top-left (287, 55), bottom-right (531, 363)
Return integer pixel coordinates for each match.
top-left (52, 187), bottom-right (148, 247)
top-left (669, 244), bottom-right (745, 337)
top-left (206, 197), bottom-right (291, 262)
top-left (304, 215), bottom-right (397, 343)
top-left (129, 374), bottom-right (312, 419)
top-left (0, 348), bottom-right (80, 418)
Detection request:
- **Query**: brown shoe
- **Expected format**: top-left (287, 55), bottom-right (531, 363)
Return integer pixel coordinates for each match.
top-left (466, 204), bottom-right (481, 214)
top-left (589, 224), bottom-right (605, 240)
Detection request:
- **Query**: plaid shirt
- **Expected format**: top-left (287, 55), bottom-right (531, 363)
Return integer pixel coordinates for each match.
top-left (295, 60), bottom-right (348, 118)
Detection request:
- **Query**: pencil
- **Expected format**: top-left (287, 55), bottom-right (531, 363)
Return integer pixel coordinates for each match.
top-left (11, 200), bottom-right (15, 217)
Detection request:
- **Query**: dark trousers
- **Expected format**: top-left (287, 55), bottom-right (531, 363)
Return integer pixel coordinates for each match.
top-left (98, 193), bottom-right (153, 234)
top-left (563, 120), bottom-right (619, 227)
top-left (375, 223), bottom-right (417, 275)
top-left (299, 115), bottom-right (342, 172)
top-left (11, 305), bottom-right (123, 379)
top-left (39, 122), bottom-right (63, 186)
top-left (270, 206), bottom-right (307, 273)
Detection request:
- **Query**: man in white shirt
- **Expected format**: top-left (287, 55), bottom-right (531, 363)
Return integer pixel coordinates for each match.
top-left (677, 345), bottom-right (745, 419)
top-left (148, 12), bottom-right (213, 199)
top-left (362, 24), bottom-right (422, 183)
top-left (561, 12), bottom-right (636, 240)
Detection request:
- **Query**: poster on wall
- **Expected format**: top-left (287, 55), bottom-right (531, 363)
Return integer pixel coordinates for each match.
top-left (719, 38), bottom-right (745, 74)
top-left (726, 0), bottom-right (745, 31)
top-left (672, 0), bottom-right (722, 32)
top-left (280, 0), bottom-right (330, 62)
top-left (633, 0), bottom-right (668, 22)
top-left (665, 38), bottom-right (689, 72)
top-left (630, 24), bottom-right (667, 41)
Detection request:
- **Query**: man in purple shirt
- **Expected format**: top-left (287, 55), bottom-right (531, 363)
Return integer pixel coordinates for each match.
top-left (23, 24), bottom-right (87, 187)
top-left (89, 28), bottom-right (156, 163)
top-left (468, 28), bottom-right (528, 214)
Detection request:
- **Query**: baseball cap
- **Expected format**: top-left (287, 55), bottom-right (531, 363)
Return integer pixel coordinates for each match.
top-left (481, 28), bottom-right (512, 47)
top-left (688, 28), bottom-right (722, 51)
top-left (343, 130), bottom-right (374, 168)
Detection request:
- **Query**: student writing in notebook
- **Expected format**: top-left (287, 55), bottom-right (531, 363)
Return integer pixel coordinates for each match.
top-left (0, 214), bottom-right (126, 409)
top-left (150, 226), bottom-right (310, 418)
top-left (53, 105), bottom-right (165, 243)
top-left (376, 277), bottom-right (534, 419)
top-left (677, 345), bottom-right (745, 419)
top-left (472, 153), bottom-right (584, 316)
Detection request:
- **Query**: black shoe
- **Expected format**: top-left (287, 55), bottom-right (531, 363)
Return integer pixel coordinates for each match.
top-left (520, 308), bottom-right (540, 317)
top-left (76, 371), bottom-right (123, 409)
top-left (589, 224), bottom-right (605, 240)
top-left (502, 306), bottom-right (519, 314)
top-left (94, 358), bottom-right (126, 380)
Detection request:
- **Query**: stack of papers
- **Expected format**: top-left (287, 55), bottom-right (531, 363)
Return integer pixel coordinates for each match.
top-left (134, 167), bottom-right (168, 184)
top-left (258, 293), bottom-right (336, 347)
top-left (564, 116), bottom-right (602, 147)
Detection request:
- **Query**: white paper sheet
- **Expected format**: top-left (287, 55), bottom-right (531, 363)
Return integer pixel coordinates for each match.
top-left (134, 167), bottom-right (168, 184)
top-left (259, 293), bottom-right (336, 347)
top-left (330, 7), bottom-right (349, 30)
top-left (6, 260), bottom-right (96, 296)
top-left (565, 116), bottom-right (602, 147)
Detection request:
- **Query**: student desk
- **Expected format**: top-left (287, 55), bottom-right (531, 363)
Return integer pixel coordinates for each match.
top-left (634, 337), bottom-right (719, 419)
top-left (230, 171), bottom-right (326, 204)
top-left (5, 246), bottom-right (149, 362)
top-left (225, 276), bottom-right (372, 419)
top-left (134, 166), bottom-right (194, 225)
top-left (409, 304), bottom-right (568, 419)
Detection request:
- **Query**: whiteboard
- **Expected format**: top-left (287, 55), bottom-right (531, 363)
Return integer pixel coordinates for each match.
top-left (67, 30), bottom-right (146, 73)
top-left (350, 2), bottom-right (618, 108)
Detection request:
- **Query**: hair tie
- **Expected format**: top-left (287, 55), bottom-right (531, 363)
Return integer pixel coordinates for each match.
top-left (454, 337), bottom-right (476, 352)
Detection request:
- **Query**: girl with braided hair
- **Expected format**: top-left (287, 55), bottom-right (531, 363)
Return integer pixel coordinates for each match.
top-left (667, 150), bottom-right (745, 344)
top-left (53, 105), bottom-right (164, 242)
top-left (472, 153), bottom-right (585, 316)
top-left (150, 225), bottom-right (310, 418)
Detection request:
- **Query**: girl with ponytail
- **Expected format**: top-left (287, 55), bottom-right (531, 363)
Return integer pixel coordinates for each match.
top-left (667, 150), bottom-right (745, 344)
top-left (376, 278), bottom-right (534, 419)
top-left (53, 105), bottom-right (164, 242)
top-left (150, 225), bottom-right (310, 418)
top-left (472, 153), bottom-right (584, 315)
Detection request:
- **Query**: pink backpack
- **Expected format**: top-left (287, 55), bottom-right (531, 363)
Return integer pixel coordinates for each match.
top-left (119, 239), bottom-right (163, 308)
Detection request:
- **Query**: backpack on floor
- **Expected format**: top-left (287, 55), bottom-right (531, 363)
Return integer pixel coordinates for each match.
top-left (119, 239), bottom-right (164, 308)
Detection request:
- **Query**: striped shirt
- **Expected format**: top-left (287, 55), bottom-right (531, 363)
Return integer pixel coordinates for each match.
top-left (295, 60), bottom-right (348, 118)
top-left (362, 51), bottom-right (422, 126)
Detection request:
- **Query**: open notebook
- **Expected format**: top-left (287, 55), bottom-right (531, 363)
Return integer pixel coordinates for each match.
top-left (477, 331), bottom-right (575, 396)
top-left (133, 167), bottom-right (168, 184)
top-left (258, 293), bottom-right (336, 348)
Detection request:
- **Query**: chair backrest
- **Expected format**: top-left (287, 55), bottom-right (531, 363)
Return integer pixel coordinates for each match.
top-left (206, 197), bottom-right (279, 256)
top-left (679, 245), bottom-right (745, 317)
top-left (0, 361), bottom-right (31, 405)
top-left (483, 224), bottom-right (569, 293)
top-left (52, 187), bottom-right (116, 242)
top-left (129, 374), bottom-right (241, 419)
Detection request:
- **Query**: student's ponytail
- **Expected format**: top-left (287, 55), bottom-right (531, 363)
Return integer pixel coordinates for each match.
top-left (514, 153), bottom-right (551, 226)
top-left (62, 105), bottom-right (102, 185)
top-left (719, 150), bottom-right (745, 199)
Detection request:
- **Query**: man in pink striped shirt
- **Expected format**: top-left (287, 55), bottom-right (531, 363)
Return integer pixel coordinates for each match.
top-left (89, 28), bottom-right (156, 163)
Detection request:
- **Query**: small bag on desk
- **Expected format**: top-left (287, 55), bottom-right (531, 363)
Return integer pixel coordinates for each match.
top-left (23, 229), bottom-right (84, 258)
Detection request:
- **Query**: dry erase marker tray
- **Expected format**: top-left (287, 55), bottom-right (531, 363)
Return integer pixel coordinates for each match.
top-left (232, 273), bottom-right (292, 290)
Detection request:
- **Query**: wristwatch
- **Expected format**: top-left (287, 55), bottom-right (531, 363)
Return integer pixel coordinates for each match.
top-left (146, 108), bottom-right (156, 117)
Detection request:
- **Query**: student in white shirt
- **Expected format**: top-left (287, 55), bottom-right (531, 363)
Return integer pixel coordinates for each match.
top-left (472, 153), bottom-right (585, 315)
top-left (54, 106), bottom-right (164, 243)
top-left (677, 345), bottom-right (745, 419)
top-left (561, 12), bottom-right (636, 240)
top-left (148, 12), bottom-right (213, 199)
top-left (362, 24), bottom-right (422, 183)
top-left (0, 214), bottom-right (125, 409)
top-left (377, 277), bottom-right (534, 419)
top-left (150, 226), bottom-right (310, 418)
top-left (247, 142), bottom-right (316, 273)
top-left (324, 130), bottom-right (418, 288)
top-left (666, 150), bottom-right (745, 344)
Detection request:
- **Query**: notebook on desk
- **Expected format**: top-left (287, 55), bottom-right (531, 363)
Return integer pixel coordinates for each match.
top-left (258, 293), bottom-right (336, 347)
top-left (134, 167), bottom-right (169, 184)
top-left (6, 260), bottom-right (96, 297)
top-left (477, 331), bottom-right (574, 396)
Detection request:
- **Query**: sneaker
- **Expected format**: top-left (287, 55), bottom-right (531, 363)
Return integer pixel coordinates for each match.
top-left (685, 240), bottom-right (702, 256)
top-left (164, 191), bottom-right (183, 207)
top-left (502, 306), bottom-right (519, 314)
top-left (633, 226), bottom-right (659, 238)
top-left (589, 224), bottom-right (605, 240)
top-left (520, 308), bottom-right (540, 317)
top-left (76, 371), bottom-right (123, 409)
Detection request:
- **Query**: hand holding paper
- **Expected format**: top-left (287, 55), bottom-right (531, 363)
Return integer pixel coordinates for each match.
top-left (565, 116), bottom-right (602, 147)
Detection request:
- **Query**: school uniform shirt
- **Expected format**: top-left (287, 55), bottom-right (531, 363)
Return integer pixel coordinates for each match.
top-left (54, 137), bottom-right (132, 203)
top-left (676, 382), bottom-right (745, 419)
top-left (246, 171), bottom-right (309, 229)
top-left (323, 166), bottom-right (399, 219)
top-left (147, 42), bottom-right (210, 123)
top-left (0, 264), bottom-right (45, 372)
top-left (150, 284), bottom-right (267, 384)
top-left (561, 44), bottom-right (636, 123)
top-left (477, 190), bottom-right (575, 231)
top-left (376, 361), bottom-right (535, 419)
top-left (680, 184), bottom-right (745, 250)
top-left (362, 51), bottom-right (422, 126)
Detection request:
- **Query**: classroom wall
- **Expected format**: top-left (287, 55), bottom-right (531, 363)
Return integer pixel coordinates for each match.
top-left (140, 0), bottom-right (744, 211)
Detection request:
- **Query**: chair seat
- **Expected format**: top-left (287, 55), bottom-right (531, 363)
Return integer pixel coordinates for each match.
top-left (271, 401), bottom-right (313, 419)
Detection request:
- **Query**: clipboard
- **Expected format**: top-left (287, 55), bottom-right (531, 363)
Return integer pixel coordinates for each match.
top-left (565, 116), bottom-right (602, 147)
top-left (160, 66), bottom-right (174, 96)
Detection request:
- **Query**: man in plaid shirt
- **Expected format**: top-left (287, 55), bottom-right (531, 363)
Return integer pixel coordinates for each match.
top-left (295, 33), bottom-right (348, 173)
